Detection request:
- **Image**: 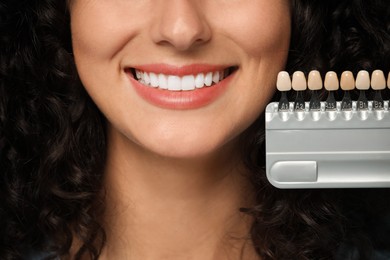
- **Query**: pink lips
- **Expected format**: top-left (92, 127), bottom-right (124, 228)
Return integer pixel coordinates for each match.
top-left (126, 64), bottom-right (235, 110)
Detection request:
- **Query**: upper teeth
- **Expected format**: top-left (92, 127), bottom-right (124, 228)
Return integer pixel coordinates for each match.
top-left (135, 69), bottom-right (228, 91)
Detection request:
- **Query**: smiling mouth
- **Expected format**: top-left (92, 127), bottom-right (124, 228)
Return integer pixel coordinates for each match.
top-left (127, 67), bottom-right (238, 91)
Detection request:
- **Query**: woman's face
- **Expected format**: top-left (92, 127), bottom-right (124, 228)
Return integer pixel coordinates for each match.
top-left (69, 0), bottom-right (291, 158)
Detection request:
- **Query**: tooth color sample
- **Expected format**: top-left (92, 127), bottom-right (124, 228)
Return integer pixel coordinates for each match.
top-left (292, 71), bottom-right (307, 91)
top-left (387, 71), bottom-right (390, 88)
top-left (340, 71), bottom-right (355, 91)
top-left (371, 70), bottom-right (386, 90)
top-left (356, 70), bottom-right (370, 90)
top-left (308, 70), bottom-right (323, 90)
top-left (324, 71), bottom-right (339, 91)
top-left (276, 71), bottom-right (291, 91)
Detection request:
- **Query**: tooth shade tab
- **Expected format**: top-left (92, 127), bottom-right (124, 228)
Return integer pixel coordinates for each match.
top-left (276, 71), bottom-right (291, 91)
top-left (340, 71), bottom-right (355, 91)
top-left (292, 71), bottom-right (307, 91)
top-left (308, 70), bottom-right (323, 90)
top-left (324, 71), bottom-right (339, 91)
top-left (133, 69), bottom-right (229, 91)
top-left (371, 70), bottom-right (386, 90)
top-left (356, 70), bottom-right (370, 90)
top-left (387, 71), bottom-right (390, 88)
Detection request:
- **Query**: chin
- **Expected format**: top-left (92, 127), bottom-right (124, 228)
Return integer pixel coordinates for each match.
top-left (140, 134), bottom-right (236, 160)
top-left (148, 142), bottom-right (220, 160)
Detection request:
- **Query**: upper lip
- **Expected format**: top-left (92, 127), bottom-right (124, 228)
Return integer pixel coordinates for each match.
top-left (126, 63), bottom-right (237, 76)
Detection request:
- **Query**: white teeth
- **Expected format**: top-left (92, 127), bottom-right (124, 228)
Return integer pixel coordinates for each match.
top-left (212, 71), bottom-right (220, 84)
top-left (158, 74), bottom-right (168, 89)
top-left (167, 75), bottom-right (181, 91)
top-left (204, 72), bottom-right (213, 87)
top-left (195, 73), bottom-right (205, 88)
top-left (143, 72), bottom-right (150, 85)
top-left (136, 70), bottom-right (142, 80)
top-left (181, 75), bottom-right (195, 91)
top-left (149, 73), bottom-right (159, 88)
top-left (134, 69), bottom-right (230, 91)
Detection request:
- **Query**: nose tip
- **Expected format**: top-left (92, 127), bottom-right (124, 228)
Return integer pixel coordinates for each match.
top-left (161, 18), bottom-right (211, 51)
top-left (151, 1), bottom-right (211, 51)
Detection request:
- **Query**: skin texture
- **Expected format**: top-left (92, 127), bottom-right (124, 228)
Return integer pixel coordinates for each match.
top-left (69, 0), bottom-right (291, 259)
top-left (69, 0), bottom-right (291, 159)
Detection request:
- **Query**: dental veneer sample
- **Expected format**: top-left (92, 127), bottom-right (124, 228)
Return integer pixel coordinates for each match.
top-left (371, 70), bottom-right (386, 110)
top-left (324, 71), bottom-right (339, 110)
top-left (276, 71), bottom-right (291, 111)
top-left (292, 71), bottom-right (307, 111)
top-left (340, 71), bottom-right (355, 110)
top-left (308, 70), bottom-right (322, 110)
top-left (356, 70), bottom-right (370, 110)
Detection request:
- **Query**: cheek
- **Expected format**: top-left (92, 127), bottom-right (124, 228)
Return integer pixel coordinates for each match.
top-left (220, 2), bottom-right (291, 57)
top-left (229, 4), bottom-right (291, 129)
top-left (70, 2), bottom-right (141, 62)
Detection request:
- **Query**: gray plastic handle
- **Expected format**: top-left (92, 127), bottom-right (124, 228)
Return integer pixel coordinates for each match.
top-left (265, 101), bottom-right (390, 188)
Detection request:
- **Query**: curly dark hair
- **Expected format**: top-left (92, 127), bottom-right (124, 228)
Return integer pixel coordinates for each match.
top-left (1, 0), bottom-right (106, 258)
top-left (1, 0), bottom-right (389, 259)
top-left (240, 1), bottom-right (390, 259)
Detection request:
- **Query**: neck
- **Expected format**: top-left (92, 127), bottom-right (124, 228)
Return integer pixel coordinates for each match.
top-left (100, 127), bottom-right (259, 260)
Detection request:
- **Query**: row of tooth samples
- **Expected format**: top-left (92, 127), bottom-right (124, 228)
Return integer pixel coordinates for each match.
top-left (277, 70), bottom-right (390, 112)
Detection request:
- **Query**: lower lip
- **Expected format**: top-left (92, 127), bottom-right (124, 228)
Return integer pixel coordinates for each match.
top-left (128, 72), bottom-right (235, 110)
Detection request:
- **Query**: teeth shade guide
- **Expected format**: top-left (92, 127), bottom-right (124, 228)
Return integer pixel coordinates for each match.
top-left (371, 70), bottom-right (386, 110)
top-left (292, 71), bottom-right (307, 111)
top-left (324, 71), bottom-right (339, 111)
top-left (267, 69), bottom-right (390, 189)
top-left (388, 71), bottom-right (390, 89)
top-left (340, 71), bottom-right (354, 111)
top-left (308, 70), bottom-right (322, 111)
top-left (274, 69), bottom-right (390, 113)
top-left (276, 71), bottom-right (291, 111)
top-left (356, 70), bottom-right (370, 110)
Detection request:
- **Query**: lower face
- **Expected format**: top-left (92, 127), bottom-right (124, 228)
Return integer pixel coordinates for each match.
top-left (69, 0), bottom-right (291, 159)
